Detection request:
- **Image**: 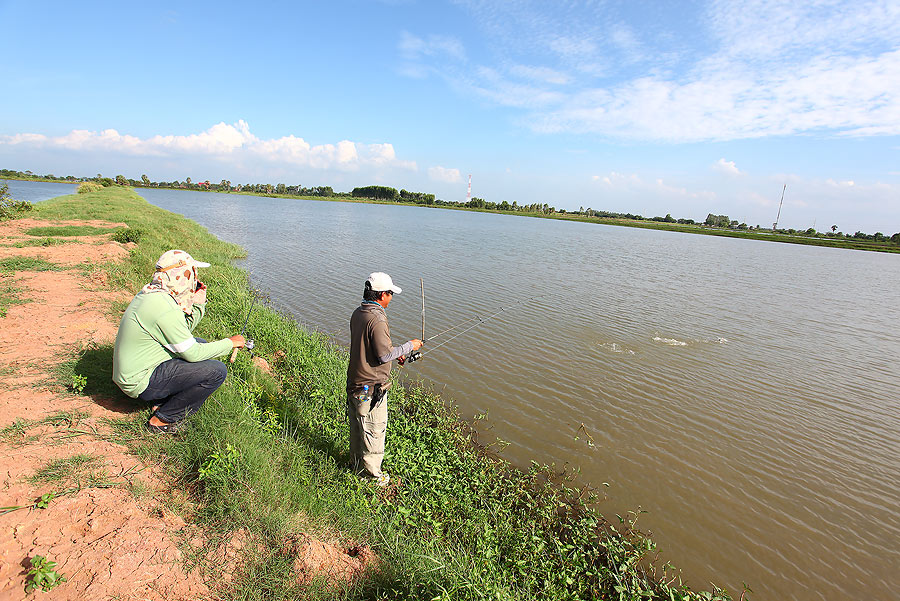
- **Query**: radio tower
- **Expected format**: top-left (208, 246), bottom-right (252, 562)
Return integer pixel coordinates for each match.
top-left (772, 184), bottom-right (786, 231)
top-left (466, 174), bottom-right (472, 203)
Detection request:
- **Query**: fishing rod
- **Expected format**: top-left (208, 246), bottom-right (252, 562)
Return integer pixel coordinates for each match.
top-left (400, 292), bottom-right (543, 365)
top-left (229, 293), bottom-right (257, 363)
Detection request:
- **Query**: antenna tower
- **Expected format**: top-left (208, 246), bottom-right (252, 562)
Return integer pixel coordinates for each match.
top-left (772, 184), bottom-right (786, 231)
top-left (466, 174), bottom-right (472, 203)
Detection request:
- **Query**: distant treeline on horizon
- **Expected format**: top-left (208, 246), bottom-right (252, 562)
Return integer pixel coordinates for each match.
top-left (3, 168), bottom-right (898, 242)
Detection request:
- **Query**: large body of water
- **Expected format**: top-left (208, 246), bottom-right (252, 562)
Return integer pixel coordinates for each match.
top-left (23, 182), bottom-right (900, 600)
top-left (4, 180), bottom-right (78, 203)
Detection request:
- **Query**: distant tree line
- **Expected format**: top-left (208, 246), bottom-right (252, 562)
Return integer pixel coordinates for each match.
top-left (350, 185), bottom-right (436, 205)
top-left (0, 169), bottom-right (81, 182)
top-left (4, 168), bottom-right (899, 243)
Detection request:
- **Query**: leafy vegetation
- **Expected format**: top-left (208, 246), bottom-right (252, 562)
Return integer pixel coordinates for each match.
top-left (0, 182), bottom-right (33, 220)
top-left (69, 373), bottom-right (87, 394)
top-left (24, 555), bottom-right (66, 593)
top-left (32, 185), bottom-right (732, 600)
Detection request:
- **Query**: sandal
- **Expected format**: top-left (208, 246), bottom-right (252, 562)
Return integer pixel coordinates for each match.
top-left (146, 419), bottom-right (181, 434)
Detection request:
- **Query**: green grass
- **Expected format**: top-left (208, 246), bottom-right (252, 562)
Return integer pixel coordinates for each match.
top-left (0, 410), bottom-right (92, 443)
top-left (25, 225), bottom-right (118, 237)
top-left (0, 278), bottom-right (29, 317)
top-left (29, 454), bottom-right (101, 485)
top-left (7, 237), bottom-right (71, 248)
top-left (0, 256), bottom-right (64, 273)
top-left (33, 186), bottom-right (732, 601)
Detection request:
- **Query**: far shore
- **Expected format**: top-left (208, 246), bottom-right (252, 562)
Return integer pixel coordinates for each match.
top-left (6, 175), bottom-right (898, 253)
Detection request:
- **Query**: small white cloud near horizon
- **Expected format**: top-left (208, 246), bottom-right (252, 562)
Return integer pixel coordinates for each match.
top-left (713, 158), bottom-right (742, 176)
top-left (428, 166), bottom-right (462, 183)
top-left (0, 121), bottom-right (417, 172)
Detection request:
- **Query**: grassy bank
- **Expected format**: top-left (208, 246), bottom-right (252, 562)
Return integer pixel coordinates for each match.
top-left (36, 186), bottom-right (733, 600)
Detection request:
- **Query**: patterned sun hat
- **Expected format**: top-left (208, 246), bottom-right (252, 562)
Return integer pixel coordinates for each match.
top-left (155, 249), bottom-right (211, 271)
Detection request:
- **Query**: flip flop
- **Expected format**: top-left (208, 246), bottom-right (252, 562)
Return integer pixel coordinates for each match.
top-left (146, 419), bottom-right (181, 434)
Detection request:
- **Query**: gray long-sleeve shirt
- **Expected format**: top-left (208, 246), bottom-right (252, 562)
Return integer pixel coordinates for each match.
top-left (346, 301), bottom-right (412, 393)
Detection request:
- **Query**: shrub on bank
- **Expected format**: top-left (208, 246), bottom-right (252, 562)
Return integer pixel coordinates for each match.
top-left (77, 182), bottom-right (103, 194)
top-left (0, 183), bottom-right (33, 220)
top-left (111, 227), bottom-right (144, 243)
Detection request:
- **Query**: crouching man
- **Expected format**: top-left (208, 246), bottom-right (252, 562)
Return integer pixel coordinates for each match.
top-left (346, 272), bottom-right (422, 486)
top-left (113, 250), bottom-right (245, 433)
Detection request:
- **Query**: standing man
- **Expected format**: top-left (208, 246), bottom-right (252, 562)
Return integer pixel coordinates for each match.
top-left (346, 272), bottom-right (422, 486)
top-left (113, 250), bottom-right (245, 433)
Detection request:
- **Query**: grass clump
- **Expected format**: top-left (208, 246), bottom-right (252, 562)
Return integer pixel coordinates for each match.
top-left (0, 409), bottom-right (92, 442)
top-left (111, 226), bottom-right (144, 243)
top-left (29, 454), bottom-right (102, 485)
top-left (25, 225), bottom-right (116, 237)
top-left (0, 278), bottom-right (29, 317)
top-left (32, 186), bottom-right (732, 600)
top-left (11, 237), bottom-right (69, 247)
top-left (0, 256), bottom-right (63, 273)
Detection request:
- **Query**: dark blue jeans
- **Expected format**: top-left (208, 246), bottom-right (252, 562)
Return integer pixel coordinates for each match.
top-left (138, 346), bottom-right (227, 423)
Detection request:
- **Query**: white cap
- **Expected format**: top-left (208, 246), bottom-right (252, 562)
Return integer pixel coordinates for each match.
top-left (367, 272), bottom-right (401, 294)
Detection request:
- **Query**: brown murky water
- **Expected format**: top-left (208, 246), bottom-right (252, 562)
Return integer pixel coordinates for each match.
top-left (127, 186), bottom-right (900, 601)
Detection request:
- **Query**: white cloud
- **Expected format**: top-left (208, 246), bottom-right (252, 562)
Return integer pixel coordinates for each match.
top-left (441, 0), bottom-right (900, 142)
top-left (399, 31), bottom-right (465, 62)
top-left (428, 166), bottom-right (462, 183)
top-left (713, 158), bottom-right (742, 175)
top-left (529, 48), bottom-right (900, 141)
top-left (548, 35), bottom-right (598, 59)
top-left (593, 170), bottom-right (715, 200)
top-left (0, 121), bottom-right (417, 172)
top-left (509, 64), bottom-right (570, 85)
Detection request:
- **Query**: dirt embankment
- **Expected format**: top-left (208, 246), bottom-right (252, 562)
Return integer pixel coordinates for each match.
top-left (0, 218), bottom-right (376, 600)
top-left (0, 218), bottom-right (214, 601)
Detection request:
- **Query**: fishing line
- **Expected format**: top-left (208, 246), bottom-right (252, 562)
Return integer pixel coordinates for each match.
top-left (230, 291), bottom-right (258, 363)
top-left (406, 294), bottom-right (544, 362)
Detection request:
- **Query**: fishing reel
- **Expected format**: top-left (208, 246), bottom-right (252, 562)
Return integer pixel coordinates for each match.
top-left (398, 350), bottom-right (422, 366)
top-left (229, 338), bottom-right (256, 364)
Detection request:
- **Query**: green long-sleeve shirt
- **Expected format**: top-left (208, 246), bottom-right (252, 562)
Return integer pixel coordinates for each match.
top-left (112, 291), bottom-right (233, 397)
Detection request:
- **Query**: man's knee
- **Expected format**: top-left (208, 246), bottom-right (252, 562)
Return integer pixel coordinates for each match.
top-left (203, 360), bottom-right (228, 389)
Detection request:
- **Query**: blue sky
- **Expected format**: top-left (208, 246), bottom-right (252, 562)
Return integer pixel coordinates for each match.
top-left (2, 0), bottom-right (899, 233)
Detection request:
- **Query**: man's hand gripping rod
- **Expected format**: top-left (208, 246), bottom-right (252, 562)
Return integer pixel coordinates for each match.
top-left (398, 278), bottom-right (425, 367)
top-left (229, 294), bottom-right (257, 363)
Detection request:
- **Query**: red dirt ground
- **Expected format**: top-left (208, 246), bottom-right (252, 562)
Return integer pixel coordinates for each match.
top-left (0, 218), bottom-right (375, 600)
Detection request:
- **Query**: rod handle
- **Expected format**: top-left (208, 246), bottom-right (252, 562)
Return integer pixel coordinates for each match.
top-left (229, 347), bottom-right (239, 363)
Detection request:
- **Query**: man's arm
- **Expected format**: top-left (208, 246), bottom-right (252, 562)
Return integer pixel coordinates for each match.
top-left (184, 303), bottom-right (206, 331)
top-left (371, 321), bottom-right (419, 364)
top-left (156, 305), bottom-right (232, 362)
top-left (184, 284), bottom-right (207, 330)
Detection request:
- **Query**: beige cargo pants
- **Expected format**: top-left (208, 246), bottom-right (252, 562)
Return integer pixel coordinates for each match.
top-left (348, 390), bottom-right (388, 478)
